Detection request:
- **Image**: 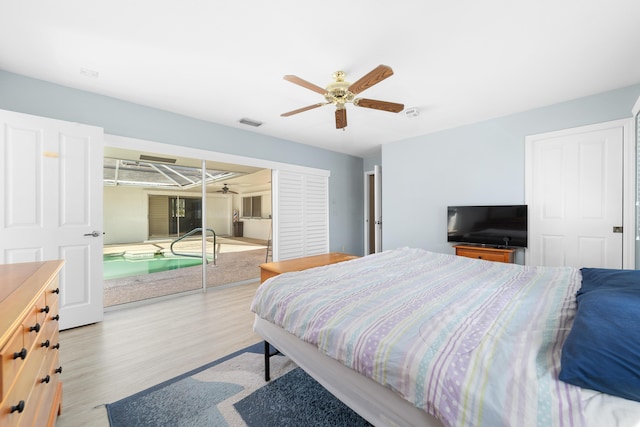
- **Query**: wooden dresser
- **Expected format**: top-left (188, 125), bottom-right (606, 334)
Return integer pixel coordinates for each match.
top-left (259, 252), bottom-right (359, 283)
top-left (454, 245), bottom-right (515, 263)
top-left (0, 261), bottom-right (64, 427)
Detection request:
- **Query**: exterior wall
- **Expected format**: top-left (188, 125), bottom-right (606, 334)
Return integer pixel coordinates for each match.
top-left (103, 186), bottom-right (232, 244)
top-left (233, 189), bottom-right (272, 240)
top-left (104, 186), bottom-right (147, 244)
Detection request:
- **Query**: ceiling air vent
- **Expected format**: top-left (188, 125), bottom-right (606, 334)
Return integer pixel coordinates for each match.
top-left (239, 118), bottom-right (263, 127)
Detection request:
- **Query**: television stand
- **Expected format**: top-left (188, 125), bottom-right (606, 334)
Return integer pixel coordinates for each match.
top-left (454, 245), bottom-right (515, 263)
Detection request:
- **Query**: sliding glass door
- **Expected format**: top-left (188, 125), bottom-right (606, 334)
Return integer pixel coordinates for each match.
top-left (103, 148), bottom-right (272, 308)
top-left (102, 158), bottom-right (208, 306)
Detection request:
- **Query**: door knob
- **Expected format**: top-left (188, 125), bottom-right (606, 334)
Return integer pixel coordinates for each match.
top-left (84, 231), bottom-right (101, 237)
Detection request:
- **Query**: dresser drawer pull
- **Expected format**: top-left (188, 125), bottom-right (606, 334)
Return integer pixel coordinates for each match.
top-left (10, 401), bottom-right (25, 414)
top-left (51, 314), bottom-right (60, 321)
top-left (40, 305), bottom-right (50, 313)
top-left (29, 323), bottom-right (41, 333)
top-left (55, 366), bottom-right (63, 374)
top-left (41, 375), bottom-right (51, 384)
top-left (52, 343), bottom-right (60, 350)
top-left (13, 348), bottom-right (27, 360)
top-left (51, 288), bottom-right (60, 294)
top-left (41, 339), bottom-right (50, 348)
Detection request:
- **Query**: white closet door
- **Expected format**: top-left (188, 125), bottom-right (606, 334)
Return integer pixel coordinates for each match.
top-left (0, 109), bottom-right (104, 329)
top-left (526, 121), bottom-right (626, 268)
top-left (272, 170), bottom-right (329, 261)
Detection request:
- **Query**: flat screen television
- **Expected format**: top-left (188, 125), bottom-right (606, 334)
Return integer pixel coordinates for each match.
top-left (447, 205), bottom-right (528, 248)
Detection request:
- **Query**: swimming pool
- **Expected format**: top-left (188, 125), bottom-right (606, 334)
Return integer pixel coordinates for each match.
top-left (103, 254), bottom-right (203, 280)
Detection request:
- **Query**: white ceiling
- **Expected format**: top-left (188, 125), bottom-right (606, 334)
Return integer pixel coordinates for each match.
top-left (2, 1), bottom-right (640, 158)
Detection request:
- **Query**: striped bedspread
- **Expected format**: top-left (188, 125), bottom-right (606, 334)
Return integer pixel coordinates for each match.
top-left (251, 248), bottom-right (593, 426)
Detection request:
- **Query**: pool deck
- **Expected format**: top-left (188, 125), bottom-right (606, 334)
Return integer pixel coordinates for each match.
top-left (103, 236), bottom-right (269, 307)
top-left (104, 236), bottom-right (268, 257)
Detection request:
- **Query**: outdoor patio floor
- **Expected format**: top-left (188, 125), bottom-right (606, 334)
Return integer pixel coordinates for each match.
top-left (103, 236), bottom-right (269, 307)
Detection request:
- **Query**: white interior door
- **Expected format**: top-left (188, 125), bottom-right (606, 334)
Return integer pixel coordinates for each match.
top-left (526, 121), bottom-right (626, 268)
top-left (0, 109), bottom-right (104, 329)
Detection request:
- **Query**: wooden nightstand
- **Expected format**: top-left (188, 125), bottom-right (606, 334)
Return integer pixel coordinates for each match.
top-left (454, 245), bottom-right (515, 263)
top-left (259, 252), bottom-right (359, 283)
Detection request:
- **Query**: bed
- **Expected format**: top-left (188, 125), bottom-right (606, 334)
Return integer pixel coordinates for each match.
top-left (251, 247), bottom-right (640, 426)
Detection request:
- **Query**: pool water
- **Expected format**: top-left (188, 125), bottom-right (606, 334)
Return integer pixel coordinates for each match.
top-left (103, 254), bottom-right (203, 280)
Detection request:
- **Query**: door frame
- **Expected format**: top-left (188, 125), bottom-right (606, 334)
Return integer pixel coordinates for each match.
top-left (524, 118), bottom-right (635, 268)
top-left (363, 165), bottom-right (382, 254)
top-left (364, 170), bottom-right (374, 255)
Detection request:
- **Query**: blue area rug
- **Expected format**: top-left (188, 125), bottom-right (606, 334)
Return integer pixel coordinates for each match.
top-left (106, 342), bottom-right (372, 426)
top-left (234, 367), bottom-right (371, 427)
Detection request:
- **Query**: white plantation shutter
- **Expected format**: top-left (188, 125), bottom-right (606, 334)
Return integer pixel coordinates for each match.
top-left (272, 169), bottom-right (329, 261)
top-left (276, 171), bottom-right (304, 260)
top-left (304, 174), bottom-right (330, 254)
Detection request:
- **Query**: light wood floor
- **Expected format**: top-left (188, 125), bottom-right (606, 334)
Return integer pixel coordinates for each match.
top-left (56, 281), bottom-right (262, 427)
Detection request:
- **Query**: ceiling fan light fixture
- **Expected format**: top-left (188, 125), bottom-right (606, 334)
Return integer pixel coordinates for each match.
top-left (281, 65), bottom-right (404, 130)
top-left (325, 71), bottom-right (354, 104)
top-left (239, 118), bottom-right (263, 127)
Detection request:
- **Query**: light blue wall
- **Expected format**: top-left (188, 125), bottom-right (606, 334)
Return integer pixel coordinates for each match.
top-left (382, 84), bottom-right (640, 259)
top-left (363, 149), bottom-right (382, 172)
top-left (0, 70), bottom-right (365, 255)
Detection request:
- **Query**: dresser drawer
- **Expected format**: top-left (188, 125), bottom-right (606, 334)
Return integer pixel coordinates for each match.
top-left (454, 245), bottom-right (515, 263)
top-left (22, 304), bottom-right (45, 352)
top-left (0, 380), bottom-right (30, 427)
top-left (0, 329), bottom-right (26, 401)
top-left (41, 297), bottom-right (60, 344)
top-left (44, 277), bottom-right (60, 307)
top-left (455, 248), bottom-right (507, 262)
top-left (0, 339), bottom-right (45, 427)
top-left (31, 348), bottom-right (61, 427)
top-left (34, 293), bottom-right (48, 327)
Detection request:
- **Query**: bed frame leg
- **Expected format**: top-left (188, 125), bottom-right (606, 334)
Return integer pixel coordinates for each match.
top-left (263, 340), bottom-right (281, 382)
top-left (264, 340), bottom-right (271, 381)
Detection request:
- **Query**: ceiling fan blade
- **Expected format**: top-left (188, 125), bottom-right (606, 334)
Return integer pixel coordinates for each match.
top-left (354, 98), bottom-right (404, 113)
top-left (281, 103), bottom-right (326, 117)
top-left (348, 65), bottom-right (394, 95)
top-left (283, 75), bottom-right (327, 95)
top-left (335, 108), bottom-right (347, 129)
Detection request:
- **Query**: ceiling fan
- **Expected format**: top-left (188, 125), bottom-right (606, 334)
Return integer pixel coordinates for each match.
top-left (215, 184), bottom-right (238, 194)
top-left (281, 64), bottom-right (404, 129)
